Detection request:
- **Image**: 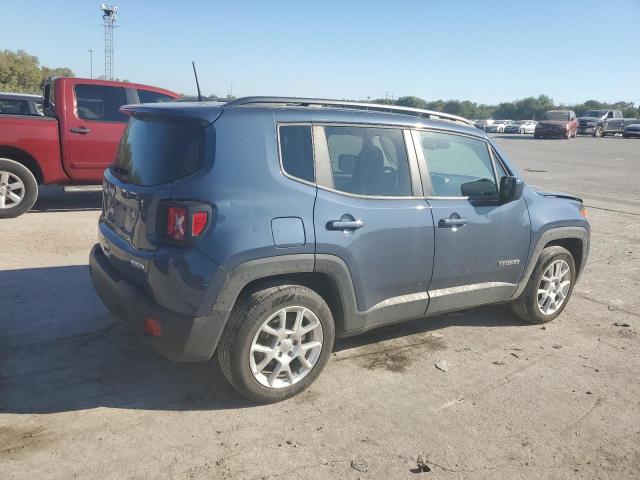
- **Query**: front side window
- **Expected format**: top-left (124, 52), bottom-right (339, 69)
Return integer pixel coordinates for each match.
top-left (324, 126), bottom-right (412, 196)
top-left (279, 125), bottom-right (315, 183)
top-left (419, 131), bottom-right (498, 198)
top-left (75, 84), bottom-right (128, 122)
top-left (137, 89), bottom-right (175, 104)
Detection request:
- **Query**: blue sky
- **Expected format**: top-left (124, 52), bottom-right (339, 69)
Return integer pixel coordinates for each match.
top-left (2, 0), bottom-right (639, 104)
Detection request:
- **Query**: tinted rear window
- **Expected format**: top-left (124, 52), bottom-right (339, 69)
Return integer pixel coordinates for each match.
top-left (114, 116), bottom-right (205, 186)
top-left (279, 125), bottom-right (315, 183)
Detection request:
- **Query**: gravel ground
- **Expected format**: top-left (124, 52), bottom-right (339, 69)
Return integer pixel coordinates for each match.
top-left (1, 135), bottom-right (639, 479)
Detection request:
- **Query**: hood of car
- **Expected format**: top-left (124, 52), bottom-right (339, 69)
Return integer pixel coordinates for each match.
top-left (533, 187), bottom-right (582, 203)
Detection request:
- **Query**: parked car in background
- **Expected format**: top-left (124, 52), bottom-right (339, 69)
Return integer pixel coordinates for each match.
top-left (474, 119), bottom-right (491, 131)
top-left (0, 77), bottom-right (179, 218)
top-left (622, 123), bottom-right (640, 138)
top-left (534, 110), bottom-right (578, 139)
top-left (578, 109), bottom-right (638, 137)
top-left (0, 92), bottom-right (43, 116)
top-left (89, 97), bottom-right (590, 403)
top-left (485, 119), bottom-right (514, 133)
top-left (505, 120), bottom-right (537, 134)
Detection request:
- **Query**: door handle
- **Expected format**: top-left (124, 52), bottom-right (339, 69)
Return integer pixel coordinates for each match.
top-left (70, 127), bottom-right (91, 134)
top-left (326, 219), bottom-right (364, 231)
top-left (438, 217), bottom-right (468, 228)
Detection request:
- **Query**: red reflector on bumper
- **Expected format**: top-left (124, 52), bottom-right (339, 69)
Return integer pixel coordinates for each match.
top-left (144, 318), bottom-right (162, 337)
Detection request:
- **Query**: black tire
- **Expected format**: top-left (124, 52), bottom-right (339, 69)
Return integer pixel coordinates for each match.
top-left (534, 134), bottom-right (541, 139)
top-left (218, 284), bottom-right (335, 403)
top-left (593, 125), bottom-right (604, 138)
top-left (511, 246), bottom-right (576, 324)
top-left (0, 158), bottom-right (38, 219)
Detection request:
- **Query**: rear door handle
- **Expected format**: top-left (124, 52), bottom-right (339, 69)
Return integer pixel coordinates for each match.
top-left (70, 127), bottom-right (91, 134)
top-left (438, 217), bottom-right (468, 228)
top-left (326, 219), bottom-right (364, 231)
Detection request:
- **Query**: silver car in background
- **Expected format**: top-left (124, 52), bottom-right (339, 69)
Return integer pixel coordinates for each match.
top-left (485, 120), bottom-right (514, 133)
top-left (505, 120), bottom-right (537, 134)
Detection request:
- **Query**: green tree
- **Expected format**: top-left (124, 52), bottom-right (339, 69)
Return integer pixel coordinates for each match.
top-left (0, 49), bottom-right (74, 94)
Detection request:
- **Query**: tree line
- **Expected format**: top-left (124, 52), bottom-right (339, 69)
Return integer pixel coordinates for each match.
top-left (0, 50), bottom-right (74, 94)
top-left (371, 94), bottom-right (639, 120)
top-left (2, 49), bottom-right (637, 119)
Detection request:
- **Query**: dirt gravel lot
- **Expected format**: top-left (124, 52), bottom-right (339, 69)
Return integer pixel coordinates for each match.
top-left (1, 135), bottom-right (639, 479)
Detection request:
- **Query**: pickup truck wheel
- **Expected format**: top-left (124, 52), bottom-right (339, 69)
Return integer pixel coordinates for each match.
top-left (218, 284), bottom-right (335, 403)
top-left (0, 159), bottom-right (38, 219)
top-left (593, 126), bottom-right (604, 137)
top-left (511, 246), bottom-right (576, 324)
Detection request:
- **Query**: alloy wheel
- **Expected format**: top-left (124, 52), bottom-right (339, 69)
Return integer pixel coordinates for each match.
top-left (537, 259), bottom-right (571, 315)
top-left (0, 171), bottom-right (25, 209)
top-left (249, 306), bottom-right (324, 389)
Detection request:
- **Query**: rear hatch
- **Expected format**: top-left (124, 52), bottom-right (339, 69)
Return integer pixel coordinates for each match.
top-left (100, 104), bottom-right (220, 279)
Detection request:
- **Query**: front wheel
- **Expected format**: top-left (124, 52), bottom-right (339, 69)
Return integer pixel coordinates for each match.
top-left (218, 284), bottom-right (335, 403)
top-left (0, 158), bottom-right (38, 219)
top-left (593, 126), bottom-right (604, 137)
top-left (519, 128), bottom-right (525, 134)
top-left (511, 246), bottom-right (576, 324)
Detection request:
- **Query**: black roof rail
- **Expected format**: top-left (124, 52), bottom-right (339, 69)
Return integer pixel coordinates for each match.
top-left (224, 96), bottom-right (475, 126)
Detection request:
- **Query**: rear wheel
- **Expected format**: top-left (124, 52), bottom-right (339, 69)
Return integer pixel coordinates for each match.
top-left (218, 284), bottom-right (335, 403)
top-left (511, 246), bottom-right (576, 324)
top-left (0, 158), bottom-right (38, 219)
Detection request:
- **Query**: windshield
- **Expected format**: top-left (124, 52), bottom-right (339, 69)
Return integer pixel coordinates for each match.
top-left (113, 115), bottom-right (205, 186)
top-left (582, 110), bottom-right (607, 118)
top-left (543, 111), bottom-right (569, 121)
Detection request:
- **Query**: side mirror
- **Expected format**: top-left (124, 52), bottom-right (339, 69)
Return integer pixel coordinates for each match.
top-left (499, 176), bottom-right (524, 204)
top-left (338, 154), bottom-right (356, 172)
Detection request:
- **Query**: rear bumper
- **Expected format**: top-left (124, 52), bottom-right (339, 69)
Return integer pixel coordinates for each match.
top-left (89, 244), bottom-right (224, 361)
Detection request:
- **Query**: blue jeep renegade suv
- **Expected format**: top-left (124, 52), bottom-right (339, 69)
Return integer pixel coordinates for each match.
top-left (89, 97), bottom-right (590, 403)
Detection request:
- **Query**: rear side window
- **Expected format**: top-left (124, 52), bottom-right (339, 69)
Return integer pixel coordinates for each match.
top-left (279, 125), bottom-right (315, 183)
top-left (114, 116), bottom-right (204, 186)
top-left (0, 99), bottom-right (29, 115)
top-left (75, 84), bottom-right (128, 122)
top-left (419, 131), bottom-right (498, 198)
top-left (137, 89), bottom-right (175, 104)
top-left (324, 126), bottom-right (412, 197)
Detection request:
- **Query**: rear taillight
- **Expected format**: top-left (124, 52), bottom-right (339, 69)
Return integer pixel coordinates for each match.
top-left (191, 211), bottom-right (208, 236)
top-left (167, 207), bottom-right (187, 240)
top-left (159, 201), bottom-right (213, 245)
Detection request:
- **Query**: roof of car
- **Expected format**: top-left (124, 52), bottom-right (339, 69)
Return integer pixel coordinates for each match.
top-left (0, 92), bottom-right (43, 100)
top-left (122, 96), bottom-right (485, 138)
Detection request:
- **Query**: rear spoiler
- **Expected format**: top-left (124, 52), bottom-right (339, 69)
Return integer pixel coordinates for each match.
top-left (120, 102), bottom-right (223, 125)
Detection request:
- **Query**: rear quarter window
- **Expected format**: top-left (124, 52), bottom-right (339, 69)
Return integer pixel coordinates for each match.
top-left (279, 125), bottom-right (315, 183)
top-left (115, 116), bottom-right (205, 186)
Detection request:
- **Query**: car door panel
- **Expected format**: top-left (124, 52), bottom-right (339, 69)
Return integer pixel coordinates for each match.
top-left (414, 129), bottom-right (531, 314)
top-left (312, 125), bottom-right (434, 330)
top-left (63, 83), bottom-right (131, 181)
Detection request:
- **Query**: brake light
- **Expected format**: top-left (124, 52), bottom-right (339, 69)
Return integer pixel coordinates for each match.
top-left (159, 201), bottom-right (213, 245)
top-left (191, 211), bottom-right (208, 236)
top-left (167, 207), bottom-right (187, 240)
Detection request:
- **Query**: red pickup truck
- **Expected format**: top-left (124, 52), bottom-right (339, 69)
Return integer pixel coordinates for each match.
top-left (0, 77), bottom-right (179, 218)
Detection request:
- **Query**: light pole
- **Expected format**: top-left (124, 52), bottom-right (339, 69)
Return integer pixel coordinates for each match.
top-left (89, 49), bottom-right (93, 78)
